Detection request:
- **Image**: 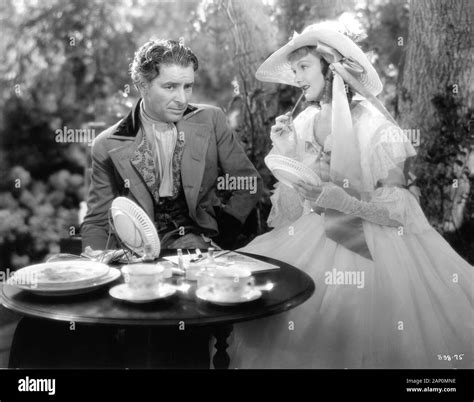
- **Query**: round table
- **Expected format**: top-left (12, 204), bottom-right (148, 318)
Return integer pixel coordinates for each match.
top-left (1, 252), bottom-right (315, 368)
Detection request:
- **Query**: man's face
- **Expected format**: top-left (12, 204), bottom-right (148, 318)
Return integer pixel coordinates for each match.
top-left (141, 64), bottom-right (195, 122)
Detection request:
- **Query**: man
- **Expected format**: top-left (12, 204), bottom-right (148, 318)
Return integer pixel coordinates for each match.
top-left (81, 39), bottom-right (262, 251)
top-left (10, 40), bottom-right (262, 370)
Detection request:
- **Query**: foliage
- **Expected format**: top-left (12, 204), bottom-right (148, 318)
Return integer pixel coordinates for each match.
top-left (0, 0), bottom-right (471, 267)
top-left (414, 93), bottom-right (473, 261)
top-left (0, 166), bottom-right (83, 268)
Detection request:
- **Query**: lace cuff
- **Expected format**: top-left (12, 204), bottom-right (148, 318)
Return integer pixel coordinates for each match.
top-left (315, 184), bottom-right (431, 233)
top-left (370, 186), bottom-right (431, 233)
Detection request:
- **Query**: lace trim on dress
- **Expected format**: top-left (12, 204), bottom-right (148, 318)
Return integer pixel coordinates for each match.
top-left (370, 133), bottom-right (417, 188)
top-left (354, 101), bottom-right (417, 192)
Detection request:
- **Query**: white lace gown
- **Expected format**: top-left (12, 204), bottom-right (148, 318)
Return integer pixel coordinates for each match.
top-left (229, 102), bottom-right (473, 369)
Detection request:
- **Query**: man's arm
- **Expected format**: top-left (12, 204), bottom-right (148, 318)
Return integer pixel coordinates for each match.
top-left (213, 109), bottom-right (263, 246)
top-left (80, 138), bottom-right (118, 251)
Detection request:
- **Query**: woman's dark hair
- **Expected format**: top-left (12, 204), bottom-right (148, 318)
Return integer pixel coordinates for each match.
top-left (130, 39), bottom-right (198, 89)
top-left (288, 46), bottom-right (354, 105)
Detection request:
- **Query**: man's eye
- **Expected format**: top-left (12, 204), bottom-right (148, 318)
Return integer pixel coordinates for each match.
top-left (165, 85), bottom-right (175, 90)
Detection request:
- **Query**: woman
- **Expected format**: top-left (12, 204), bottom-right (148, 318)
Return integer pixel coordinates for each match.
top-left (229, 22), bottom-right (473, 369)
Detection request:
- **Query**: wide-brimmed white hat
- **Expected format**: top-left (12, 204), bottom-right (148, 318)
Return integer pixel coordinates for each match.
top-left (255, 22), bottom-right (383, 96)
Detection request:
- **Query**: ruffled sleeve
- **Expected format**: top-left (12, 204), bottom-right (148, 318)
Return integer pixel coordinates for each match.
top-left (366, 122), bottom-right (430, 233)
top-left (267, 182), bottom-right (304, 228)
top-left (265, 106), bottom-right (319, 228)
top-left (369, 122), bottom-right (417, 187)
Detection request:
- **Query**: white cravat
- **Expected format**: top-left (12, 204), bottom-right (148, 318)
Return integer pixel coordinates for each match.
top-left (140, 103), bottom-right (178, 197)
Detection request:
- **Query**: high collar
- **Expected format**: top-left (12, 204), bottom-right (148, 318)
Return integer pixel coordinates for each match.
top-left (113, 98), bottom-right (199, 138)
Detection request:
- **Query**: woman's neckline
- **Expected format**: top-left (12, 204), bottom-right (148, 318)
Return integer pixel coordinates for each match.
top-left (312, 100), bottom-right (363, 148)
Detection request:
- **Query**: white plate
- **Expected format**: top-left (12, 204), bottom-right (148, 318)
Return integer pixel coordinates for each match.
top-left (109, 283), bottom-right (176, 303)
top-left (110, 197), bottom-right (160, 258)
top-left (8, 260), bottom-right (110, 289)
top-left (7, 268), bottom-right (121, 296)
top-left (196, 285), bottom-right (262, 306)
top-left (265, 154), bottom-right (321, 188)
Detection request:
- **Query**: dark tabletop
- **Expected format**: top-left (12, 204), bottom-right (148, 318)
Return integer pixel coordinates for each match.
top-left (0, 252), bottom-right (315, 327)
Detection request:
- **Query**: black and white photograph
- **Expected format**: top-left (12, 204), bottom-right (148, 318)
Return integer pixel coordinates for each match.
top-left (0, 0), bottom-right (472, 400)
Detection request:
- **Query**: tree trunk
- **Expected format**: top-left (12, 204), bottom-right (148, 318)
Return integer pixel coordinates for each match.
top-left (398, 0), bottom-right (473, 130)
top-left (398, 0), bottom-right (473, 260)
top-left (222, 0), bottom-right (278, 161)
top-left (221, 0), bottom-right (279, 234)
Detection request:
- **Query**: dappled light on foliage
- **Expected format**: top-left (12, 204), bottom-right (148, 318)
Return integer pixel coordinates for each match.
top-left (0, 0), bottom-right (472, 268)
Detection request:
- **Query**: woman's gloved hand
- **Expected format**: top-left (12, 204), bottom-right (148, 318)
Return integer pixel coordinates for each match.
top-left (270, 112), bottom-right (298, 157)
top-left (293, 181), bottom-right (403, 227)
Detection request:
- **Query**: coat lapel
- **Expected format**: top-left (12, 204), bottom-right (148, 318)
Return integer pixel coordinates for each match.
top-left (130, 133), bottom-right (161, 203)
top-left (177, 119), bottom-right (211, 220)
top-left (108, 131), bottom-right (154, 219)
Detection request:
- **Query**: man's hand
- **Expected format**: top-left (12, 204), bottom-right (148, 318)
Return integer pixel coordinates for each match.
top-left (168, 233), bottom-right (210, 250)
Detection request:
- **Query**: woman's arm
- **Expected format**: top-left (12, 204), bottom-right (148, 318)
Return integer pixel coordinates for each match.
top-left (295, 181), bottom-right (403, 227)
top-left (294, 163), bottom-right (431, 232)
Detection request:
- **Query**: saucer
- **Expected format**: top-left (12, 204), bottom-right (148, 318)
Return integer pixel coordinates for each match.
top-left (196, 285), bottom-right (262, 306)
top-left (109, 283), bottom-right (176, 303)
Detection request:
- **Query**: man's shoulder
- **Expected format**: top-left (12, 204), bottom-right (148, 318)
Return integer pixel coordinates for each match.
top-left (185, 103), bottom-right (224, 123)
top-left (90, 120), bottom-right (126, 152)
top-left (190, 103), bottom-right (222, 113)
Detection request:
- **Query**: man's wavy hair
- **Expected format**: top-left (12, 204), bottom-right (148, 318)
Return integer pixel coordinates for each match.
top-left (130, 39), bottom-right (198, 89)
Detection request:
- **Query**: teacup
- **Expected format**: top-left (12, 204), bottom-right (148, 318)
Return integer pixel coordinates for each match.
top-left (199, 266), bottom-right (255, 300)
top-left (121, 264), bottom-right (164, 294)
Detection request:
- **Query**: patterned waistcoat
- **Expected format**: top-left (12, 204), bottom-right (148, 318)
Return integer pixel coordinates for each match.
top-left (130, 128), bottom-right (197, 241)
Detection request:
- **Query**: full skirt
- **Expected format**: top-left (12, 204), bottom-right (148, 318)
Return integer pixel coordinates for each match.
top-left (229, 212), bottom-right (473, 369)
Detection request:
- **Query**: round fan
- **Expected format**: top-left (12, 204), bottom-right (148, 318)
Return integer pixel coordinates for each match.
top-left (265, 154), bottom-right (321, 188)
top-left (110, 197), bottom-right (160, 258)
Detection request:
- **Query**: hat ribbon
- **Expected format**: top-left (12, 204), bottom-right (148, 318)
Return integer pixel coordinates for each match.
top-left (314, 42), bottom-right (365, 75)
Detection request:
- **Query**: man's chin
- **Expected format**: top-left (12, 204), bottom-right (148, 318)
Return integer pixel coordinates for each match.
top-left (166, 111), bottom-right (185, 122)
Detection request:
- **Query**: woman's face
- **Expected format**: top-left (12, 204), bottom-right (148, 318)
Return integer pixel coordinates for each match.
top-left (290, 52), bottom-right (325, 102)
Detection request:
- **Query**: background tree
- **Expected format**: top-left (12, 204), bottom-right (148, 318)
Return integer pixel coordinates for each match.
top-left (0, 0), bottom-right (472, 266)
top-left (397, 0), bottom-right (473, 261)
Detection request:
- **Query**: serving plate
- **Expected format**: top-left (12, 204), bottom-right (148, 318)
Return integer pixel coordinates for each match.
top-left (7, 260), bottom-right (110, 289)
top-left (6, 268), bottom-right (121, 296)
